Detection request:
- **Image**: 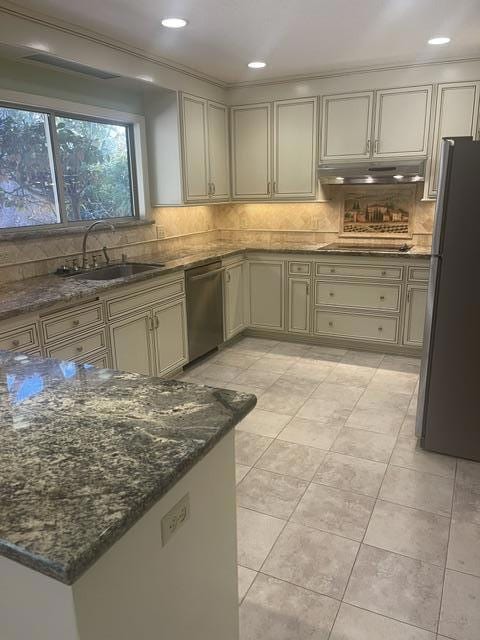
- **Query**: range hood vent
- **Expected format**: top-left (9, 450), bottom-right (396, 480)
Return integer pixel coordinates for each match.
top-left (318, 159), bottom-right (426, 185)
top-left (23, 53), bottom-right (120, 80)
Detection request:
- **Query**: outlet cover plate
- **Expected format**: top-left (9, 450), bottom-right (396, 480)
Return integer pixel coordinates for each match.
top-left (161, 493), bottom-right (190, 546)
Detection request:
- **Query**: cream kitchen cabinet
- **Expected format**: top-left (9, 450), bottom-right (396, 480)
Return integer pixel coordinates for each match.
top-left (403, 284), bottom-right (428, 347)
top-left (224, 260), bottom-right (246, 340)
top-left (320, 91), bottom-right (374, 161)
top-left (288, 277), bottom-right (311, 334)
top-left (153, 298), bottom-right (188, 374)
top-left (109, 310), bottom-right (155, 376)
top-left (231, 103), bottom-right (272, 199)
top-left (273, 97), bottom-right (317, 198)
top-left (373, 86), bottom-right (432, 157)
top-left (248, 258), bottom-right (285, 331)
top-left (181, 94), bottom-right (230, 202)
top-left (426, 81), bottom-right (480, 198)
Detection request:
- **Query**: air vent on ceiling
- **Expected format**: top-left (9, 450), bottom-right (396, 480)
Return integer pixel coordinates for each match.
top-left (23, 53), bottom-right (120, 80)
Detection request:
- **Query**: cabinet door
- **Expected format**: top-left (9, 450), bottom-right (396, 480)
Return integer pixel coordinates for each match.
top-left (403, 285), bottom-right (427, 347)
top-left (153, 298), bottom-right (188, 374)
top-left (273, 97), bottom-right (317, 198)
top-left (181, 94), bottom-right (209, 201)
top-left (427, 82), bottom-right (480, 197)
top-left (231, 103), bottom-right (271, 199)
top-left (373, 86), bottom-right (432, 157)
top-left (248, 260), bottom-right (284, 330)
top-left (224, 262), bottom-right (245, 339)
top-left (321, 92), bottom-right (374, 160)
top-left (109, 311), bottom-right (155, 375)
top-left (288, 278), bottom-right (311, 334)
top-left (207, 101), bottom-right (230, 200)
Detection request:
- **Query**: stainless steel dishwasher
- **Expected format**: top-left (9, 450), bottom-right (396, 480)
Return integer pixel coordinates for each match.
top-left (185, 261), bottom-right (224, 362)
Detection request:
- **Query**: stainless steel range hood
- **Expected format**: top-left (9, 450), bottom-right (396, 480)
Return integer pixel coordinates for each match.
top-left (318, 159), bottom-right (425, 185)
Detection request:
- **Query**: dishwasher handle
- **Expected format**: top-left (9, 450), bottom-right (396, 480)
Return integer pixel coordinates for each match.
top-left (188, 267), bottom-right (225, 283)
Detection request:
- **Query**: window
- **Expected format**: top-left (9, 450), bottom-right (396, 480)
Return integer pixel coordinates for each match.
top-left (0, 103), bottom-right (137, 230)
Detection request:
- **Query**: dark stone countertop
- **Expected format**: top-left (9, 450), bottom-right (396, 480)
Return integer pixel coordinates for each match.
top-left (0, 243), bottom-right (431, 323)
top-left (0, 350), bottom-right (256, 584)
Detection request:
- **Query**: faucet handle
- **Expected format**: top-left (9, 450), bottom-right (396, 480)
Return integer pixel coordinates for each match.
top-left (90, 254), bottom-right (100, 269)
top-left (71, 258), bottom-right (80, 272)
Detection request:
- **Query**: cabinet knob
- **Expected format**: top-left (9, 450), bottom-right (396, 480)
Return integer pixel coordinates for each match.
top-left (329, 292), bottom-right (334, 297)
top-left (11, 339), bottom-right (20, 347)
top-left (330, 268), bottom-right (336, 273)
top-left (76, 345), bottom-right (84, 353)
top-left (378, 327), bottom-right (383, 332)
top-left (381, 270), bottom-right (387, 276)
top-left (379, 295), bottom-right (385, 301)
top-left (72, 319), bottom-right (80, 327)
top-left (328, 321), bottom-right (334, 327)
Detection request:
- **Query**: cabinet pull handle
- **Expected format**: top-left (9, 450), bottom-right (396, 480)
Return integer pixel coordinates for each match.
top-left (381, 270), bottom-right (387, 276)
top-left (76, 345), bottom-right (83, 353)
top-left (267, 181), bottom-right (271, 195)
top-left (306, 283), bottom-right (310, 296)
top-left (226, 271), bottom-right (231, 283)
top-left (329, 292), bottom-right (334, 297)
top-left (149, 317), bottom-right (154, 331)
top-left (374, 139), bottom-right (379, 153)
top-left (330, 268), bottom-right (336, 273)
top-left (273, 181), bottom-right (277, 194)
top-left (379, 295), bottom-right (385, 301)
top-left (211, 182), bottom-right (215, 196)
top-left (328, 321), bottom-right (334, 327)
top-left (72, 319), bottom-right (80, 327)
top-left (378, 326), bottom-right (383, 332)
top-left (11, 339), bottom-right (20, 348)
top-left (366, 139), bottom-right (371, 154)
top-left (407, 290), bottom-right (411, 303)
top-left (155, 316), bottom-right (160, 329)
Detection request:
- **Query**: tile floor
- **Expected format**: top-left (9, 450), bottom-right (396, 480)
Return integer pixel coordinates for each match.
top-left (180, 336), bottom-right (480, 640)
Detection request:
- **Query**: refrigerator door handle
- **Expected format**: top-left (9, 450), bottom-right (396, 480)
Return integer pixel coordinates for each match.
top-left (431, 139), bottom-right (455, 257)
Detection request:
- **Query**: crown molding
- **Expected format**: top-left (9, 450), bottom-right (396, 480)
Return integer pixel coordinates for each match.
top-left (0, 0), bottom-right (227, 89)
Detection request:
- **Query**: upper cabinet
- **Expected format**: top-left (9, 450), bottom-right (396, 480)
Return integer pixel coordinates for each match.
top-left (273, 97), bottom-right (317, 198)
top-left (181, 93), bottom-right (230, 203)
top-left (373, 86), bottom-right (432, 157)
top-left (231, 103), bottom-right (272, 199)
top-left (231, 98), bottom-right (317, 200)
top-left (320, 85), bottom-right (432, 161)
top-left (426, 81), bottom-right (480, 198)
top-left (321, 92), bottom-right (374, 161)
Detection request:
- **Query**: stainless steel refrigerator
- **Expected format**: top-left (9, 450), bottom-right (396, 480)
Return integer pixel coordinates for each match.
top-left (416, 136), bottom-right (480, 461)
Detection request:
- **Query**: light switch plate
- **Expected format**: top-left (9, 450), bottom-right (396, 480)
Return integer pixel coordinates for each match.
top-left (161, 493), bottom-right (190, 546)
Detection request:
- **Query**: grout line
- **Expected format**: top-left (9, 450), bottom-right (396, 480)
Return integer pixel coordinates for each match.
top-left (437, 459), bottom-right (458, 635)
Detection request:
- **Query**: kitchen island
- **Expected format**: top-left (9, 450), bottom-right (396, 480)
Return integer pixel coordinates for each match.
top-left (0, 350), bottom-right (256, 640)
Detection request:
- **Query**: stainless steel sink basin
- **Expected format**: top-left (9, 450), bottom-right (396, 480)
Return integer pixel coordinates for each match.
top-left (72, 262), bottom-right (165, 281)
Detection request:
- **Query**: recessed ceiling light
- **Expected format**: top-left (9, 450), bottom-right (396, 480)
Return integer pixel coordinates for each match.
top-left (248, 61), bottom-right (266, 69)
top-left (393, 174), bottom-right (404, 180)
top-left (428, 36), bottom-right (451, 45)
top-left (161, 17), bottom-right (188, 28)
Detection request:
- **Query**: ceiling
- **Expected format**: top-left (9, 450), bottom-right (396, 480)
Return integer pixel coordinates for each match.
top-left (6, 0), bottom-right (480, 84)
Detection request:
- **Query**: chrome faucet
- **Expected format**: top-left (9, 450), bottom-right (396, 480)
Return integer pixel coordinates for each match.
top-left (81, 220), bottom-right (115, 269)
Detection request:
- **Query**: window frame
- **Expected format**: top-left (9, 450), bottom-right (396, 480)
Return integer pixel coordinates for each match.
top-left (0, 91), bottom-right (149, 235)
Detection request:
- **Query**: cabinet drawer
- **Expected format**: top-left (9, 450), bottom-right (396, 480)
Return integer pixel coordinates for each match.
top-left (315, 280), bottom-right (401, 312)
top-left (79, 351), bottom-right (110, 369)
top-left (46, 329), bottom-right (107, 361)
top-left (107, 278), bottom-right (184, 319)
top-left (408, 266), bottom-right (430, 282)
top-left (0, 323), bottom-right (39, 352)
top-left (288, 261), bottom-right (311, 276)
top-left (315, 262), bottom-right (403, 280)
top-left (314, 310), bottom-right (398, 343)
top-left (41, 303), bottom-right (104, 343)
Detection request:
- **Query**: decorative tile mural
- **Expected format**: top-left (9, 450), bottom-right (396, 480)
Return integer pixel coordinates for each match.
top-left (342, 185), bottom-right (414, 234)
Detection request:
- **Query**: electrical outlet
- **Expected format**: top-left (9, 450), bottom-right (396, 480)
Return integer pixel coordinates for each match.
top-left (156, 225), bottom-right (166, 239)
top-left (161, 493), bottom-right (190, 546)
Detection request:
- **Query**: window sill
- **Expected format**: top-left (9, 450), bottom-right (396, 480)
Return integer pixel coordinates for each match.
top-left (0, 219), bottom-right (154, 243)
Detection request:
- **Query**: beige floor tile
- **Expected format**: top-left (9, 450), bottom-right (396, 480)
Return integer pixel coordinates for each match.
top-left (239, 573), bottom-right (339, 640)
top-left (453, 487), bottom-right (480, 526)
top-left (286, 360), bottom-right (335, 383)
top-left (278, 416), bottom-right (344, 450)
top-left (298, 382), bottom-right (364, 421)
top-left (257, 377), bottom-right (317, 415)
top-left (330, 603), bottom-right (435, 640)
top-left (236, 409), bottom-right (291, 437)
top-left (236, 463), bottom-right (251, 485)
top-left (231, 337), bottom-right (279, 354)
top-left (304, 345), bottom-right (347, 362)
top-left (364, 500), bottom-right (450, 566)
top-left (439, 570), bottom-right (480, 640)
top-left (248, 354), bottom-right (298, 374)
top-left (368, 368), bottom-right (418, 395)
top-left (380, 354), bottom-right (421, 374)
top-left (325, 363), bottom-right (376, 388)
top-left (346, 405), bottom-right (405, 436)
top-left (270, 341), bottom-right (312, 357)
top-left (236, 468), bottom-right (308, 519)
top-left (236, 507), bottom-right (285, 570)
top-left (357, 387), bottom-right (412, 411)
top-left (331, 428), bottom-right (396, 463)
top-left (345, 545), bottom-right (444, 632)
top-left (447, 520), bottom-right (480, 577)
top-left (456, 459), bottom-right (480, 494)
top-left (213, 350), bottom-right (260, 369)
top-left (235, 431), bottom-right (273, 466)
top-left (263, 522), bottom-right (359, 598)
top-left (201, 363), bottom-right (243, 383)
top-left (379, 466), bottom-right (454, 516)
top-left (314, 452), bottom-right (387, 497)
top-left (400, 414), bottom-right (417, 437)
top-left (238, 565), bottom-right (257, 603)
top-left (292, 483), bottom-right (374, 541)
top-left (255, 440), bottom-right (327, 481)
top-left (390, 436), bottom-right (457, 478)
top-left (340, 350), bottom-right (386, 367)
top-left (223, 382), bottom-right (265, 398)
top-left (234, 369), bottom-right (283, 389)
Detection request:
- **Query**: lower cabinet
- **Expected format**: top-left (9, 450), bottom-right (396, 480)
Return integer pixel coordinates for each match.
top-left (224, 261), bottom-right (246, 340)
top-left (110, 311), bottom-right (156, 376)
top-left (288, 277), bottom-right (311, 334)
top-left (403, 285), bottom-right (428, 347)
top-left (248, 259), bottom-right (285, 331)
top-left (314, 309), bottom-right (398, 343)
top-left (153, 298), bottom-right (188, 374)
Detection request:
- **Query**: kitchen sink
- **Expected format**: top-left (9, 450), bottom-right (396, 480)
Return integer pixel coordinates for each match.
top-left (71, 262), bottom-right (165, 281)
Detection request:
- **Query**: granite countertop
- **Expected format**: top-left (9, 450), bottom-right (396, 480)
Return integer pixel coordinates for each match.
top-left (0, 350), bottom-right (256, 584)
top-left (0, 243), bottom-right (431, 322)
